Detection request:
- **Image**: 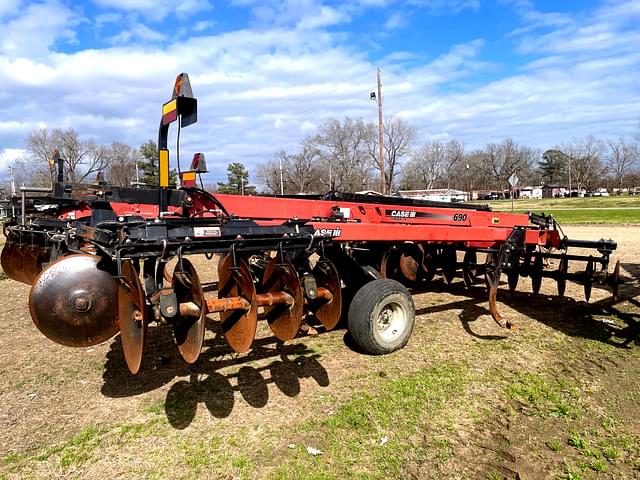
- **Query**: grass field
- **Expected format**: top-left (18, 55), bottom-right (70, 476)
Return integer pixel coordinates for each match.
top-left (472, 195), bottom-right (640, 224)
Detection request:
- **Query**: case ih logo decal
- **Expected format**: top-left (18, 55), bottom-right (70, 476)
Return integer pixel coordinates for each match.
top-left (388, 209), bottom-right (417, 218)
top-left (314, 227), bottom-right (342, 237)
top-left (385, 210), bottom-right (461, 221)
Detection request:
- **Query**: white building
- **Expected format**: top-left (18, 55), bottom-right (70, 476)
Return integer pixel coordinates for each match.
top-left (399, 189), bottom-right (468, 203)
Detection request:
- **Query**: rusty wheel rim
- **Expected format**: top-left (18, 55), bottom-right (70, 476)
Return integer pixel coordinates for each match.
top-left (172, 258), bottom-right (206, 364)
top-left (29, 254), bottom-right (120, 347)
top-left (262, 257), bottom-right (303, 341)
top-left (118, 260), bottom-right (147, 374)
top-left (218, 254), bottom-right (257, 353)
top-left (311, 258), bottom-right (342, 331)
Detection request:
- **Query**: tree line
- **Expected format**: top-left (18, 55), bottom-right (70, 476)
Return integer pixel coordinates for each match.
top-left (5, 120), bottom-right (640, 197)
top-left (257, 117), bottom-right (640, 195)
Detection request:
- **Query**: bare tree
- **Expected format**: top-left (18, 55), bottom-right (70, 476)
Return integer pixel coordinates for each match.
top-left (402, 140), bottom-right (447, 190)
top-left (485, 138), bottom-right (537, 193)
top-left (313, 117), bottom-right (372, 192)
top-left (106, 142), bottom-right (139, 187)
top-left (606, 138), bottom-right (637, 192)
top-left (443, 140), bottom-right (464, 189)
top-left (26, 128), bottom-right (110, 184)
top-left (562, 135), bottom-right (604, 192)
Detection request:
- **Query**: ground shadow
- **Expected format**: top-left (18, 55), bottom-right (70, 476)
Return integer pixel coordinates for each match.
top-left (411, 265), bottom-right (639, 348)
top-left (101, 319), bottom-right (330, 429)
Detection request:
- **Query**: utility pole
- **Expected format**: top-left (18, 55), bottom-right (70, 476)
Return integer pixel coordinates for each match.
top-left (279, 156), bottom-right (284, 195)
top-left (376, 68), bottom-right (385, 195)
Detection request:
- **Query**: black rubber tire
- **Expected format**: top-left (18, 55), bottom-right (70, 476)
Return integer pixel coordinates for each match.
top-left (347, 279), bottom-right (415, 355)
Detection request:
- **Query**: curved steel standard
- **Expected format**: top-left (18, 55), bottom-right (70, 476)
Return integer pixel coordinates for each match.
top-left (310, 258), bottom-right (342, 330)
top-left (531, 254), bottom-right (543, 294)
top-left (584, 257), bottom-right (594, 302)
top-left (29, 254), bottom-right (120, 347)
top-left (462, 249), bottom-right (478, 288)
top-left (172, 258), bottom-right (206, 364)
top-left (262, 257), bottom-right (303, 341)
top-left (118, 260), bottom-right (147, 374)
top-left (217, 254), bottom-right (258, 353)
top-left (557, 255), bottom-right (568, 298)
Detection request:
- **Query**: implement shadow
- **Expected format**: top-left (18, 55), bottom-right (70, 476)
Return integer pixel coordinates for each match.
top-left (101, 319), bottom-right (330, 429)
top-left (411, 268), bottom-right (640, 348)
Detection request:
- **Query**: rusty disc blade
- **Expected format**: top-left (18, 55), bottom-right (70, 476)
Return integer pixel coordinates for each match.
top-left (172, 258), bottom-right (206, 364)
top-left (1, 242), bottom-right (26, 284)
top-left (29, 254), bottom-right (119, 347)
top-left (380, 247), bottom-right (400, 281)
top-left (218, 254), bottom-right (257, 353)
top-left (462, 249), bottom-right (478, 287)
top-left (419, 244), bottom-right (436, 282)
top-left (22, 246), bottom-right (47, 285)
top-left (531, 254), bottom-right (543, 294)
top-left (118, 260), bottom-right (147, 374)
top-left (262, 257), bottom-right (303, 340)
top-left (584, 257), bottom-right (594, 302)
top-left (398, 243), bottom-right (420, 283)
top-left (489, 285), bottom-right (514, 329)
top-left (557, 255), bottom-right (568, 298)
top-left (311, 258), bottom-right (342, 331)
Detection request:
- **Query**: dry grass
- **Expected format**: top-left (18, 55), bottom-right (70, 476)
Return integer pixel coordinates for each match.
top-left (0, 225), bottom-right (638, 479)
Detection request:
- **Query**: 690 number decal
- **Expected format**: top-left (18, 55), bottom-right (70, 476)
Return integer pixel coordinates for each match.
top-left (453, 213), bottom-right (468, 222)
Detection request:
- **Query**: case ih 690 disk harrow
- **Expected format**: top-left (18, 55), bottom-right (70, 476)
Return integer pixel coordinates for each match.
top-left (1, 74), bottom-right (621, 374)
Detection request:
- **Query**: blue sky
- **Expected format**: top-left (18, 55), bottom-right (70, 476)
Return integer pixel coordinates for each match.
top-left (0, 0), bottom-right (638, 185)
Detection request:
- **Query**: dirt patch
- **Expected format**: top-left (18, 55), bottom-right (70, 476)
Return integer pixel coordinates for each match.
top-left (0, 225), bottom-right (638, 479)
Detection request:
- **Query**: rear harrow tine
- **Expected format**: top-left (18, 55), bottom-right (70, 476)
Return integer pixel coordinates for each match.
top-left (442, 247), bottom-right (457, 285)
top-left (462, 249), bottom-right (478, 288)
top-left (531, 254), bottom-right (543, 294)
top-left (584, 257), bottom-right (594, 302)
top-left (611, 260), bottom-right (621, 301)
top-left (557, 255), bottom-right (568, 298)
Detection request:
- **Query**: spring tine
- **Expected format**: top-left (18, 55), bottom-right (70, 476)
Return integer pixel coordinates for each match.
top-left (584, 257), bottom-right (594, 302)
top-left (462, 249), bottom-right (477, 288)
top-left (557, 255), bottom-right (568, 298)
top-left (531, 254), bottom-right (543, 294)
top-left (611, 260), bottom-right (621, 301)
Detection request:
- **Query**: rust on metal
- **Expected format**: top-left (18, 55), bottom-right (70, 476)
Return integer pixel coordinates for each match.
top-left (29, 254), bottom-right (119, 347)
top-left (217, 254), bottom-right (258, 352)
top-left (261, 256), bottom-right (304, 341)
top-left (172, 258), bottom-right (206, 364)
top-left (118, 259), bottom-right (147, 374)
top-left (309, 259), bottom-right (342, 330)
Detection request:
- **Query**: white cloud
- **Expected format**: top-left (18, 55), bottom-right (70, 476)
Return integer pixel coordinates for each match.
top-left (107, 22), bottom-right (166, 44)
top-left (92, 0), bottom-right (212, 21)
top-left (406, 0), bottom-right (479, 14)
top-left (385, 11), bottom-right (408, 30)
top-left (0, 0), bottom-right (637, 185)
top-left (0, 1), bottom-right (82, 59)
top-left (0, 148), bottom-right (26, 173)
top-left (0, 0), bottom-right (22, 18)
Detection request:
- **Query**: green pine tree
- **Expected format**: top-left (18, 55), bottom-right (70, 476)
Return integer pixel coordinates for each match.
top-left (138, 140), bottom-right (177, 187)
top-left (217, 162), bottom-right (256, 195)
